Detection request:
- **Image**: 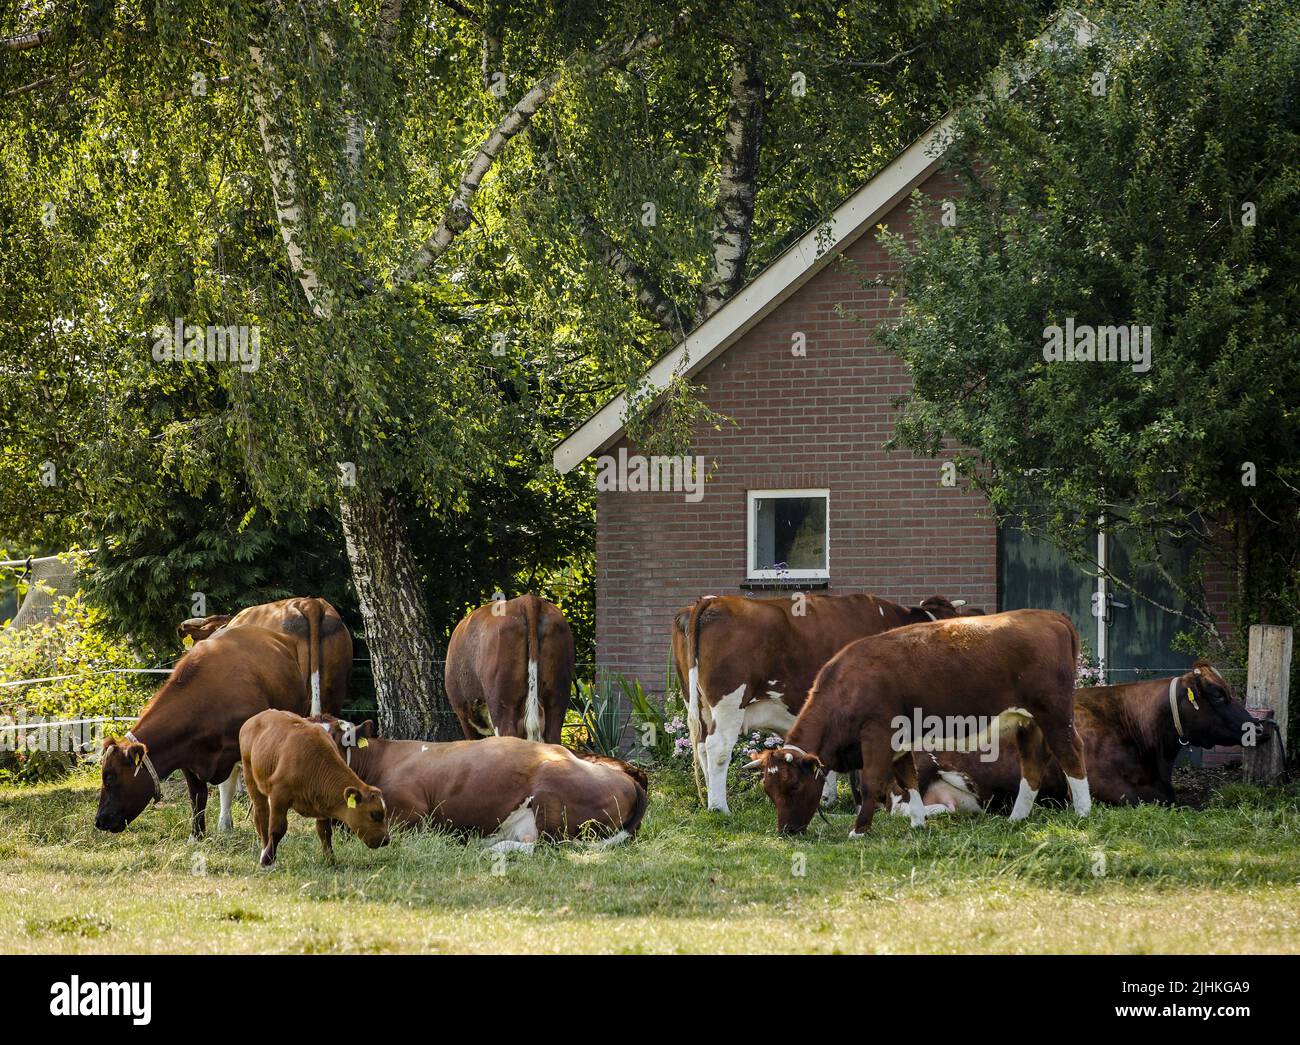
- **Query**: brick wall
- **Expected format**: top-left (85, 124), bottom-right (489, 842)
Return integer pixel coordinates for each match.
top-left (594, 170), bottom-right (998, 693)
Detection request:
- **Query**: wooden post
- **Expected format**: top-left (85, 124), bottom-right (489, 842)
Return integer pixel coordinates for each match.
top-left (1243, 624), bottom-right (1292, 785)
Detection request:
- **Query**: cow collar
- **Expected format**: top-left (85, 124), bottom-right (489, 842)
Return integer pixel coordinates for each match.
top-left (1168, 677), bottom-right (1190, 746)
top-left (126, 730), bottom-right (164, 803)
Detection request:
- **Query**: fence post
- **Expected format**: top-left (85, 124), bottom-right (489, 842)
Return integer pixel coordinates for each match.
top-left (1243, 624), bottom-right (1292, 785)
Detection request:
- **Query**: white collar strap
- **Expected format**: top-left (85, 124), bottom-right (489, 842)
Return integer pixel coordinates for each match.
top-left (1168, 677), bottom-right (1189, 745)
top-left (126, 730), bottom-right (163, 802)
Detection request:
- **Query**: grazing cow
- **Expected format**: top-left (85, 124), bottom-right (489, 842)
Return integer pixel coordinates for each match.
top-left (240, 709), bottom-right (389, 866)
top-left (445, 594), bottom-right (574, 744)
top-left (672, 592), bottom-right (975, 813)
top-left (744, 609), bottom-right (1091, 836)
top-left (899, 660), bottom-right (1274, 813)
top-left (176, 597), bottom-right (352, 717)
top-left (312, 716), bottom-right (647, 851)
top-left (95, 626), bottom-right (306, 838)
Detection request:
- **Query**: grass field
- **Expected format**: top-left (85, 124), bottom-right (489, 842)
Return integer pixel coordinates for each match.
top-left (2, 763), bottom-right (1298, 954)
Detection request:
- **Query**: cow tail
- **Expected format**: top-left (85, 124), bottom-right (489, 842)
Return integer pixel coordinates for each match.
top-left (623, 779), bottom-right (649, 839)
top-left (685, 597), bottom-right (709, 805)
top-left (307, 600), bottom-right (323, 717)
top-left (524, 596), bottom-right (542, 741)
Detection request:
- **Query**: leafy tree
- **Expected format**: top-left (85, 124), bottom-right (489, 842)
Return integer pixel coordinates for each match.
top-left (880, 0), bottom-right (1300, 666)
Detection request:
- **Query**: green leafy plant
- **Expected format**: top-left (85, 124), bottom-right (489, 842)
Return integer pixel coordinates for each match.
top-left (566, 677), bottom-right (626, 758)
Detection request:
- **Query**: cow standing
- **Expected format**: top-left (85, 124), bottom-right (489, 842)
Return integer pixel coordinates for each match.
top-left (445, 594), bottom-right (573, 744)
top-left (903, 661), bottom-right (1273, 812)
top-left (672, 592), bottom-right (975, 813)
top-left (240, 709), bottom-right (389, 866)
top-left (176, 596), bottom-right (352, 718)
top-left (312, 716), bottom-right (647, 850)
top-left (95, 626), bottom-right (306, 838)
top-left (745, 609), bottom-right (1092, 835)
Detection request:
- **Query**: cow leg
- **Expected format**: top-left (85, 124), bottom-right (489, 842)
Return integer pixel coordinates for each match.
top-left (1009, 721), bottom-right (1049, 821)
top-left (1039, 715), bottom-right (1091, 816)
top-left (315, 818), bottom-right (334, 861)
top-left (245, 772), bottom-right (269, 853)
top-left (892, 754), bottom-right (929, 828)
top-left (182, 770), bottom-right (208, 840)
top-left (261, 798), bottom-right (290, 867)
top-left (217, 765), bottom-right (240, 833)
top-left (703, 685), bottom-right (746, 813)
top-left (849, 738), bottom-right (892, 837)
top-left (819, 770), bottom-right (839, 807)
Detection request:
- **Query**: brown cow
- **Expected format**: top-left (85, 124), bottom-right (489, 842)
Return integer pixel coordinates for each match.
top-left (672, 592), bottom-right (975, 813)
top-left (445, 594), bottom-right (573, 744)
top-left (240, 709), bottom-right (389, 866)
top-left (311, 716), bottom-right (647, 850)
top-left (176, 597), bottom-right (352, 718)
top-left (744, 609), bottom-right (1091, 836)
top-left (898, 660), bottom-right (1274, 814)
top-left (95, 626), bottom-right (306, 838)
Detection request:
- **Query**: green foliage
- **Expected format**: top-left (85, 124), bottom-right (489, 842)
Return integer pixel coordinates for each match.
top-left (879, 0), bottom-right (1300, 657)
top-left (567, 676), bottom-right (627, 757)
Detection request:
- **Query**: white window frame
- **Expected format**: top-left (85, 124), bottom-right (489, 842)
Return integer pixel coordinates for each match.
top-left (746, 488), bottom-right (830, 581)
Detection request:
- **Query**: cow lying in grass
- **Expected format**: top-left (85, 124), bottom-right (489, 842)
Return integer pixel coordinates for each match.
top-left (240, 709), bottom-right (389, 866)
top-left (312, 716), bottom-right (647, 852)
top-left (890, 660), bottom-right (1274, 815)
top-left (745, 609), bottom-right (1091, 836)
top-left (96, 626), bottom-right (307, 838)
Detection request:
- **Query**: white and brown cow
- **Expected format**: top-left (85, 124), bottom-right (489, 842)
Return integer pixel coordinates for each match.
top-left (672, 592), bottom-right (977, 812)
top-left (745, 609), bottom-right (1091, 835)
top-left (445, 594), bottom-right (573, 744)
top-left (176, 596), bottom-right (353, 718)
top-left (895, 660), bottom-right (1274, 814)
top-left (311, 716), bottom-right (647, 851)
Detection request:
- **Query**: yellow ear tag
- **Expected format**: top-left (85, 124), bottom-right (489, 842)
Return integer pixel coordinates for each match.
top-left (182, 635), bottom-right (194, 648)
top-left (347, 795), bottom-right (357, 808)
top-left (1187, 688), bottom-right (1199, 710)
top-left (358, 738), bottom-right (368, 748)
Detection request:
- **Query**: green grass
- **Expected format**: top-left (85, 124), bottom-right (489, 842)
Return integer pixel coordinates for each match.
top-left (2, 764), bottom-right (1299, 953)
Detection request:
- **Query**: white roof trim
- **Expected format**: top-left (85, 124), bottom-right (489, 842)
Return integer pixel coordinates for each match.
top-left (552, 12), bottom-right (1094, 475)
top-left (553, 115), bottom-right (951, 474)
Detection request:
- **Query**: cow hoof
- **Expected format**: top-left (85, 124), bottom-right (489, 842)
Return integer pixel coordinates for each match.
top-left (706, 803), bottom-right (730, 815)
top-left (218, 818), bottom-right (234, 833)
top-left (847, 829), bottom-right (868, 839)
top-left (258, 849), bottom-right (275, 868)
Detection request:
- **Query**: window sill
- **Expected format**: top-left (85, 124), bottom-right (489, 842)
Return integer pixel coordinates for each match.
top-left (741, 579), bottom-right (830, 592)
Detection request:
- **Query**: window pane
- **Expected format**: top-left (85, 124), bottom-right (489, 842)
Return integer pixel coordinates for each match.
top-left (753, 496), bottom-right (826, 572)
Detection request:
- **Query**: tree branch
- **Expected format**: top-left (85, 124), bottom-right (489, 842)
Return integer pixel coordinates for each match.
top-left (389, 9), bottom-right (695, 289)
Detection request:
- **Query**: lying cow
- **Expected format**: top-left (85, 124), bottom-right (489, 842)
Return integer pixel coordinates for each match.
top-left (96, 626), bottom-right (307, 837)
top-left (312, 715), bottom-right (647, 850)
top-left (240, 709), bottom-right (389, 866)
top-left (672, 592), bottom-right (978, 813)
top-left (744, 609), bottom-right (1091, 835)
top-left (445, 594), bottom-right (573, 743)
top-left (898, 660), bottom-right (1273, 813)
top-left (176, 596), bottom-right (352, 717)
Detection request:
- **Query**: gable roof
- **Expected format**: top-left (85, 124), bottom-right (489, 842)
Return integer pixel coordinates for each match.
top-left (552, 13), bottom-right (1093, 475)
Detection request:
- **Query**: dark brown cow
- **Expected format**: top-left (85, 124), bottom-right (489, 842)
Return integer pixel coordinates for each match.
top-left (445, 594), bottom-right (573, 744)
top-left (240, 709), bottom-right (389, 866)
top-left (898, 660), bottom-right (1274, 814)
top-left (671, 592), bottom-right (975, 812)
top-left (95, 626), bottom-right (306, 838)
top-left (311, 716), bottom-right (647, 849)
top-left (744, 609), bottom-right (1091, 835)
top-left (176, 597), bottom-right (352, 717)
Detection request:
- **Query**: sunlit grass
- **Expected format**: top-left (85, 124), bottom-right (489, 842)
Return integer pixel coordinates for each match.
top-left (1, 764), bottom-right (1298, 953)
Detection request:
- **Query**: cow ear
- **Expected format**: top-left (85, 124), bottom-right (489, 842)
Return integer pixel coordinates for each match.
top-left (800, 755), bottom-right (824, 777)
top-left (125, 741), bottom-right (147, 766)
top-left (359, 720), bottom-right (377, 739)
top-left (344, 786), bottom-right (361, 809)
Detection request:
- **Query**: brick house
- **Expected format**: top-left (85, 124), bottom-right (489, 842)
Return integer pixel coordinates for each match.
top-left (553, 104), bottom-right (1236, 759)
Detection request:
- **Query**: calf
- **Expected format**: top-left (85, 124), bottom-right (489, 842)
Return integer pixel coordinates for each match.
top-left (903, 660), bottom-right (1274, 811)
top-left (445, 594), bottom-right (573, 743)
top-left (673, 592), bottom-right (976, 813)
top-left (96, 626), bottom-right (306, 838)
top-left (177, 597), bottom-right (352, 717)
top-left (312, 716), bottom-right (647, 851)
top-left (744, 609), bottom-right (1091, 835)
top-left (240, 709), bottom-right (389, 866)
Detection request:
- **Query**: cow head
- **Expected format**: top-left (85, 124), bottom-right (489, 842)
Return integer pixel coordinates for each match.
top-left (1175, 660), bottom-right (1273, 749)
top-left (743, 747), bottom-right (825, 835)
top-left (339, 784), bottom-right (390, 848)
top-left (94, 737), bottom-right (157, 833)
top-left (310, 714), bottom-right (377, 756)
top-left (176, 614), bottom-right (232, 644)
